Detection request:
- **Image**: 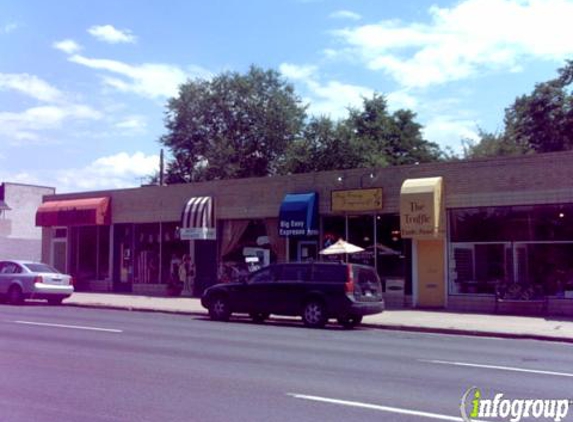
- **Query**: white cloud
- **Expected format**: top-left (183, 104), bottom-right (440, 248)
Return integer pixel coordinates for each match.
top-left (280, 63), bottom-right (374, 118)
top-left (422, 116), bottom-right (480, 151)
top-left (0, 152), bottom-right (160, 192)
top-left (53, 39), bottom-right (82, 54)
top-left (114, 115), bottom-right (147, 132)
top-left (69, 54), bottom-right (210, 99)
top-left (1, 22), bottom-right (18, 34)
top-left (88, 24), bottom-right (137, 44)
top-left (0, 171), bottom-right (42, 186)
top-left (333, 0), bottom-right (573, 88)
top-left (56, 152), bottom-right (159, 192)
top-left (386, 90), bottom-right (419, 111)
top-left (0, 73), bottom-right (64, 102)
top-left (279, 63), bottom-right (318, 81)
top-left (0, 105), bottom-right (102, 144)
top-left (329, 10), bottom-right (362, 20)
top-left (280, 62), bottom-right (419, 118)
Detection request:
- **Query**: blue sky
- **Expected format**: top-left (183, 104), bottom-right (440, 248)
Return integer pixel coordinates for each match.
top-left (2, 0), bottom-right (573, 192)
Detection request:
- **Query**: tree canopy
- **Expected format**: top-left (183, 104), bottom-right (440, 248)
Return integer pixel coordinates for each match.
top-left (464, 60), bottom-right (573, 159)
top-left (159, 67), bottom-right (445, 183)
top-left (160, 66), bottom-right (306, 183)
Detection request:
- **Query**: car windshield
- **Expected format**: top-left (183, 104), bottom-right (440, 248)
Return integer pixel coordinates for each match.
top-left (24, 263), bottom-right (59, 274)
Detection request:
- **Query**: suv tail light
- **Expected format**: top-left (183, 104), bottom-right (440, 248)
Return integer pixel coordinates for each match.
top-left (69, 277), bottom-right (75, 286)
top-left (345, 265), bottom-right (355, 294)
top-left (33, 275), bottom-right (43, 284)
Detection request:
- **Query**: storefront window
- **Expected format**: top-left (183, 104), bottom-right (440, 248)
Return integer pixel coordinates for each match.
top-left (221, 220), bottom-right (274, 278)
top-left (97, 226), bottom-right (110, 280)
top-left (69, 225), bottom-right (110, 287)
top-left (348, 215), bottom-right (375, 267)
top-left (321, 214), bottom-right (411, 294)
top-left (160, 222), bottom-right (188, 285)
top-left (134, 223), bottom-right (160, 284)
top-left (375, 214), bottom-right (411, 294)
top-left (449, 205), bottom-right (573, 297)
top-left (321, 216), bottom-right (345, 263)
top-left (449, 243), bottom-right (510, 294)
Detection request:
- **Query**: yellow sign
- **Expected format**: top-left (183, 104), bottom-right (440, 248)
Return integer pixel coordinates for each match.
top-left (331, 188), bottom-right (383, 212)
top-left (400, 177), bottom-right (444, 238)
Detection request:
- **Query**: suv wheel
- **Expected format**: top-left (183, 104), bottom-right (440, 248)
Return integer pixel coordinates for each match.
top-left (8, 285), bottom-right (23, 305)
top-left (338, 315), bottom-right (363, 329)
top-left (209, 296), bottom-right (231, 321)
top-left (302, 300), bottom-right (327, 328)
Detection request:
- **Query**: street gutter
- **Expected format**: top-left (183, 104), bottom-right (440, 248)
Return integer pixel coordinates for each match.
top-left (64, 302), bottom-right (573, 344)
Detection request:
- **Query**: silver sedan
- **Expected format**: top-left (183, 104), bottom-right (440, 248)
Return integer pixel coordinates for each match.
top-left (0, 260), bottom-right (74, 305)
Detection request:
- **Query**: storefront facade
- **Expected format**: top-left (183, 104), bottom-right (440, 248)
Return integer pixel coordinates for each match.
top-left (37, 151), bottom-right (573, 315)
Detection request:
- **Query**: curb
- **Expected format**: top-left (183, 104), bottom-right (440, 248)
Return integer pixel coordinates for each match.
top-left (65, 303), bottom-right (202, 317)
top-left (360, 323), bottom-right (573, 344)
top-left (64, 302), bottom-right (573, 344)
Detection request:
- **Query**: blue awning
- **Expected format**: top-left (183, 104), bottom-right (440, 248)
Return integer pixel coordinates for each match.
top-left (279, 192), bottom-right (318, 237)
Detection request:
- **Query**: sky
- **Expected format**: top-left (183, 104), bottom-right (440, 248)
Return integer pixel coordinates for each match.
top-left (2, 0), bottom-right (573, 193)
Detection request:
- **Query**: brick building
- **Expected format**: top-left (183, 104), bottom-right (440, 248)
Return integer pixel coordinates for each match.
top-left (37, 151), bottom-right (573, 315)
top-left (0, 182), bottom-right (55, 261)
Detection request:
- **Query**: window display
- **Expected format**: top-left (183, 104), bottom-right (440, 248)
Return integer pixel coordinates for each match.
top-left (449, 205), bottom-right (573, 297)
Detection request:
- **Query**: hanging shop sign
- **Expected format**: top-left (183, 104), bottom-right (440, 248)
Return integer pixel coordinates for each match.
top-left (331, 188), bottom-right (383, 212)
top-left (399, 177), bottom-right (444, 238)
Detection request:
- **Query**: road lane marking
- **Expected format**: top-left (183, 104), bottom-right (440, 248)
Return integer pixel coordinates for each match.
top-left (421, 359), bottom-right (573, 378)
top-left (288, 393), bottom-right (494, 422)
top-left (14, 320), bottom-right (123, 333)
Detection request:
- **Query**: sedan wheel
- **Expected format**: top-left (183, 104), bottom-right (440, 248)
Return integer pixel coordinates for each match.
top-left (209, 296), bottom-right (231, 321)
top-left (302, 300), bottom-right (327, 328)
top-left (8, 285), bottom-right (23, 305)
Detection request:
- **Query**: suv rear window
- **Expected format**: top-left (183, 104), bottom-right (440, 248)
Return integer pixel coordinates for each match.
top-left (312, 264), bottom-right (346, 283)
top-left (352, 266), bottom-right (379, 285)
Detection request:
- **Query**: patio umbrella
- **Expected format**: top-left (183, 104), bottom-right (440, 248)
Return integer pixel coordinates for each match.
top-left (319, 239), bottom-right (364, 255)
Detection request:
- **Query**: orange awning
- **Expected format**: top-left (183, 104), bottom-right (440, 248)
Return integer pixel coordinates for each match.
top-left (36, 197), bottom-right (111, 227)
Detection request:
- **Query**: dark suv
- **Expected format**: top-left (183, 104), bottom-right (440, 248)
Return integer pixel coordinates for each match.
top-left (201, 262), bottom-right (384, 328)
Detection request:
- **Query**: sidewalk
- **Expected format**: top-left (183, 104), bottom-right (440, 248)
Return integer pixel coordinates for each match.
top-left (64, 293), bottom-right (573, 343)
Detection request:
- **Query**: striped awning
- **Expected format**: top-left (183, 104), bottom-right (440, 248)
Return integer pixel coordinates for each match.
top-left (180, 196), bottom-right (216, 240)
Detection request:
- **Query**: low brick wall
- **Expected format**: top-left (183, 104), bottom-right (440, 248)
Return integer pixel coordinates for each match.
top-left (383, 294), bottom-right (413, 309)
top-left (547, 298), bottom-right (573, 317)
top-left (83, 280), bottom-right (113, 292)
top-left (448, 295), bottom-right (496, 313)
top-left (132, 284), bottom-right (167, 296)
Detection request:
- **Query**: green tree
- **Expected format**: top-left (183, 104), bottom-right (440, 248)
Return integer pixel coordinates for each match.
top-left (280, 94), bottom-right (444, 174)
top-left (279, 116), bottom-right (362, 174)
top-left (160, 66), bottom-right (306, 183)
top-left (346, 94), bottom-right (443, 166)
top-left (462, 129), bottom-right (531, 159)
top-left (503, 60), bottom-right (573, 153)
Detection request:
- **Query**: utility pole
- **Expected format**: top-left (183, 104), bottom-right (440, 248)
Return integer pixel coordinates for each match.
top-left (159, 149), bottom-right (164, 186)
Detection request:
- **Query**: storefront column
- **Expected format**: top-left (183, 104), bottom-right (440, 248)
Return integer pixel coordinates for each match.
top-left (414, 238), bottom-right (446, 307)
top-left (108, 224), bottom-right (114, 283)
top-left (400, 177), bottom-right (446, 309)
top-left (373, 214), bottom-right (378, 272)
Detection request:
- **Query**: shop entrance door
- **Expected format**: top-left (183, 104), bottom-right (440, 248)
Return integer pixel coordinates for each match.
top-left (51, 239), bottom-right (67, 273)
top-left (416, 239), bottom-right (445, 308)
top-left (298, 241), bottom-right (318, 262)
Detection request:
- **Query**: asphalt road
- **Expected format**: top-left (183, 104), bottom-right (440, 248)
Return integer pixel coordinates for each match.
top-left (1, 304), bottom-right (572, 422)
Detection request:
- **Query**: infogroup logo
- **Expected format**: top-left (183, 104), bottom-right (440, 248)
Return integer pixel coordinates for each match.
top-left (460, 387), bottom-right (571, 422)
